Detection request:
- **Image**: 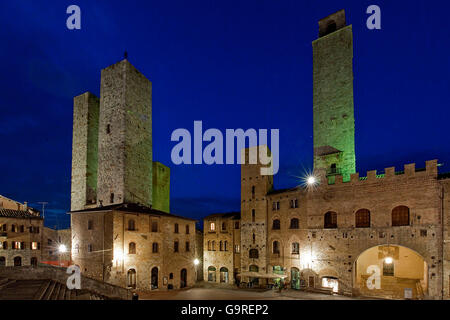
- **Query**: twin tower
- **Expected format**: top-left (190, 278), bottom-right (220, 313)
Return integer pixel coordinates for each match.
top-left (70, 59), bottom-right (170, 213)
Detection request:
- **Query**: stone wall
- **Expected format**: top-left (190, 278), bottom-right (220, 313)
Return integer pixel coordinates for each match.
top-left (0, 217), bottom-right (44, 266)
top-left (312, 11), bottom-right (355, 181)
top-left (97, 60), bottom-right (153, 208)
top-left (152, 162), bottom-right (170, 213)
top-left (0, 265), bottom-right (131, 299)
top-left (71, 92), bottom-right (99, 211)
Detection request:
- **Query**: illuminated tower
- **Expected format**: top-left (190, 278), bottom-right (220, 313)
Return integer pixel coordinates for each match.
top-left (312, 10), bottom-right (356, 182)
top-left (97, 59), bottom-right (153, 207)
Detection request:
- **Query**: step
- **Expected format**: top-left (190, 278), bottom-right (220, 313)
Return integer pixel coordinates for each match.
top-left (34, 280), bottom-right (51, 300)
top-left (0, 279), bottom-right (16, 290)
top-left (42, 280), bottom-right (57, 300)
top-left (51, 282), bottom-right (62, 300)
top-left (58, 284), bottom-right (67, 300)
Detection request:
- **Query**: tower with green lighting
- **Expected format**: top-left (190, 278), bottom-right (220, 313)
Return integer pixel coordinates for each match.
top-left (312, 10), bottom-right (356, 182)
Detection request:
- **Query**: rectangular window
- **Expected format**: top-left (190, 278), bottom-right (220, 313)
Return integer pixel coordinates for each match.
top-left (31, 242), bottom-right (38, 250)
top-left (88, 220), bottom-right (93, 230)
top-left (420, 229), bottom-right (427, 237)
top-left (174, 241), bottom-right (179, 252)
top-left (151, 221), bottom-right (158, 232)
top-left (235, 221), bottom-right (240, 229)
top-left (88, 244), bottom-right (93, 252)
top-left (210, 222), bottom-right (215, 232)
top-left (383, 261), bottom-right (394, 276)
top-left (13, 241), bottom-right (21, 250)
top-left (186, 241), bottom-right (190, 252)
top-left (234, 245), bottom-right (240, 253)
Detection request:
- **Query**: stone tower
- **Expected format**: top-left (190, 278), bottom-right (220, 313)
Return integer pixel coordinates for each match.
top-left (312, 10), bottom-right (356, 182)
top-left (97, 59), bottom-right (153, 207)
top-left (240, 146), bottom-right (273, 280)
top-left (71, 92), bottom-right (99, 211)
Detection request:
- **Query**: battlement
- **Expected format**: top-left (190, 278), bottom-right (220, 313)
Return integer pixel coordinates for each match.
top-left (325, 160), bottom-right (439, 186)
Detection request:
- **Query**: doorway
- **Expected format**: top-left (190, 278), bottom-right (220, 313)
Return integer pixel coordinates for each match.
top-left (180, 268), bottom-right (187, 288)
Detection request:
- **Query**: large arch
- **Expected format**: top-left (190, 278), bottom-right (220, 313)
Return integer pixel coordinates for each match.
top-left (354, 244), bottom-right (428, 299)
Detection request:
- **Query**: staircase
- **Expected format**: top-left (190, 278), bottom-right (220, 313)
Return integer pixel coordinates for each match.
top-left (360, 275), bottom-right (425, 299)
top-left (0, 277), bottom-right (107, 300)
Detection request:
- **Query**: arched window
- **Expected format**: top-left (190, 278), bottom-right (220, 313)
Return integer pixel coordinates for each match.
top-left (128, 219), bottom-right (136, 231)
top-left (252, 233), bottom-right (256, 244)
top-left (152, 242), bottom-right (159, 253)
top-left (219, 241), bottom-right (223, 251)
top-left (249, 265), bottom-right (259, 272)
top-left (127, 269), bottom-right (136, 288)
top-left (249, 249), bottom-right (259, 259)
top-left (272, 219), bottom-right (280, 230)
top-left (224, 241), bottom-right (228, 251)
top-left (169, 273), bottom-right (173, 279)
top-left (252, 209), bottom-right (256, 222)
top-left (207, 240), bottom-right (211, 251)
top-left (174, 223), bottom-right (179, 234)
top-left (290, 218), bottom-right (299, 229)
top-left (291, 242), bottom-right (299, 254)
top-left (211, 241), bottom-right (216, 251)
top-left (129, 242), bottom-right (136, 254)
top-left (222, 222), bottom-right (226, 231)
top-left (392, 206), bottom-right (410, 226)
top-left (208, 266), bottom-right (216, 282)
top-left (220, 267), bottom-right (229, 283)
top-left (273, 241), bottom-right (280, 254)
top-left (251, 186), bottom-right (255, 198)
top-left (324, 211), bottom-right (337, 229)
top-left (13, 256), bottom-right (21, 267)
top-left (355, 209), bottom-right (371, 228)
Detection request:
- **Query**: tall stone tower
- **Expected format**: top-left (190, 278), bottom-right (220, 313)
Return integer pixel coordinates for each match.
top-left (312, 10), bottom-right (356, 182)
top-left (97, 59), bottom-right (153, 207)
top-left (240, 146), bottom-right (273, 281)
top-left (71, 92), bottom-right (99, 211)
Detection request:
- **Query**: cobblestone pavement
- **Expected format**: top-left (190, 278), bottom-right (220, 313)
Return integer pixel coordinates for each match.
top-left (137, 285), bottom-right (364, 300)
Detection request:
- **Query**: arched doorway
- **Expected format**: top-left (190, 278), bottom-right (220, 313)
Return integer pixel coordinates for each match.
top-left (220, 267), bottom-right (229, 283)
top-left (354, 245), bottom-right (428, 299)
top-left (180, 268), bottom-right (187, 288)
top-left (208, 266), bottom-right (216, 282)
top-left (127, 269), bottom-right (137, 289)
top-left (0, 257), bottom-right (5, 266)
top-left (291, 267), bottom-right (300, 290)
top-left (249, 265), bottom-right (259, 286)
top-left (13, 256), bottom-right (21, 266)
top-left (151, 267), bottom-right (158, 289)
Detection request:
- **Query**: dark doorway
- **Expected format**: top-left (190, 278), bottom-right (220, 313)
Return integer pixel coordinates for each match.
top-left (14, 256), bottom-right (21, 267)
top-left (180, 268), bottom-right (187, 288)
top-left (127, 269), bottom-right (137, 289)
top-left (31, 257), bottom-right (38, 267)
top-left (151, 267), bottom-right (158, 289)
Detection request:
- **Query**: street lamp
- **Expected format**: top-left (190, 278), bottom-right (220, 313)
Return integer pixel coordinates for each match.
top-left (58, 244), bottom-right (67, 253)
top-left (193, 258), bottom-right (200, 266)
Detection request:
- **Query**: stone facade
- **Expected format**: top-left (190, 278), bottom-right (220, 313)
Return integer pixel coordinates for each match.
top-left (152, 162), bottom-right (170, 213)
top-left (71, 92), bottom-right (99, 211)
top-left (71, 204), bottom-right (197, 291)
top-left (203, 213), bottom-right (240, 284)
top-left (97, 60), bottom-right (153, 208)
top-left (0, 196), bottom-right (43, 267)
top-left (313, 10), bottom-right (356, 182)
top-left (203, 10), bottom-right (450, 300)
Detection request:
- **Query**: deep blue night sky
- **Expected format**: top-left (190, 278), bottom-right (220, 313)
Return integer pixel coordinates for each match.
top-left (0, 1), bottom-right (449, 229)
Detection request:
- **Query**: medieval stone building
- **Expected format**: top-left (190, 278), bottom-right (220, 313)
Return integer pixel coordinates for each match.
top-left (203, 10), bottom-right (450, 300)
top-left (70, 59), bottom-right (199, 291)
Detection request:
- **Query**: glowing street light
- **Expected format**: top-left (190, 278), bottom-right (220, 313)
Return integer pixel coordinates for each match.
top-left (307, 176), bottom-right (317, 185)
top-left (58, 244), bottom-right (67, 253)
top-left (384, 257), bottom-right (393, 264)
top-left (193, 259), bottom-right (200, 266)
